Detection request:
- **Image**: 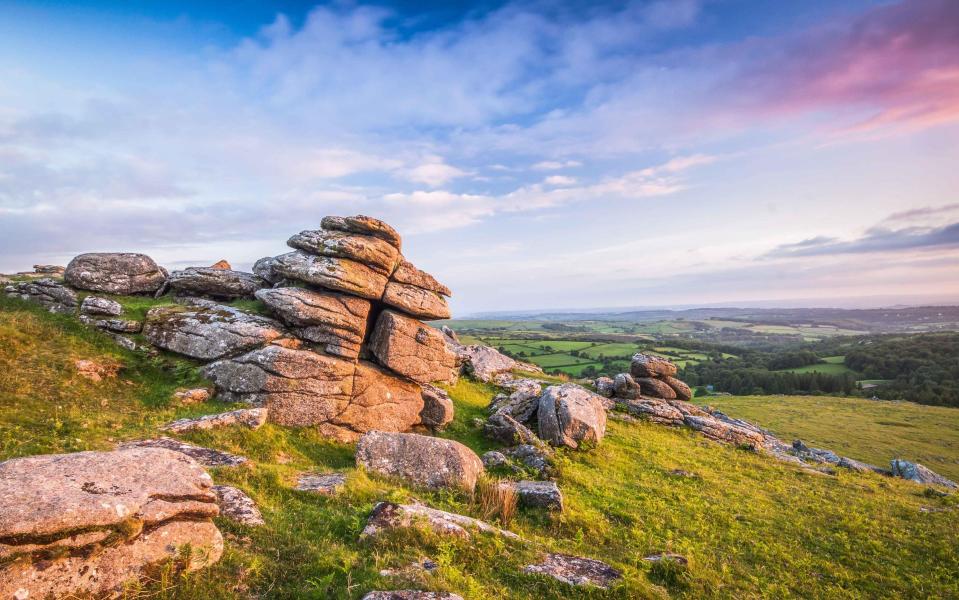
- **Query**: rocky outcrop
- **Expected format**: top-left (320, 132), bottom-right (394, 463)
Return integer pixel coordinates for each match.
top-left (288, 229), bottom-right (400, 275)
top-left (337, 362), bottom-right (426, 436)
top-left (537, 384), bottom-right (607, 449)
top-left (891, 460), bottom-right (958, 489)
top-left (80, 295), bottom-right (122, 316)
top-left (382, 281), bottom-right (451, 320)
top-left (253, 256), bottom-right (281, 284)
top-left (273, 251), bottom-right (389, 300)
top-left (361, 501), bottom-right (519, 541)
top-left (4, 278), bottom-right (78, 313)
top-left (369, 310), bottom-right (457, 384)
top-left (167, 267), bottom-right (266, 299)
top-left (356, 431), bottom-right (484, 491)
top-left (64, 252), bottom-right (167, 295)
top-left (161, 407), bottom-right (268, 433)
top-left (143, 304), bottom-right (284, 360)
top-left (523, 553), bottom-right (622, 588)
top-left (256, 287), bottom-right (370, 359)
top-left (0, 448), bottom-right (222, 599)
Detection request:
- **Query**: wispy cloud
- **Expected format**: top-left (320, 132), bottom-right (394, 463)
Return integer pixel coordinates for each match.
top-left (767, 222), bottom-right (959, 258)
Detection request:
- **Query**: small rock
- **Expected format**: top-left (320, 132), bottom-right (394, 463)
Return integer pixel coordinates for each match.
top-left (118, 437), bottom-right (248, 468)
top-left (161, 408), bottom-right (268, 434)
top-left (213, 485), bottom-right (265, 526)
top-left (503, 445), bottom-right (552, 477)
top-left (484, 412), bottom-right (540, 446)
top-left (210, 260), bottom-right (232, 270)
top-left (513, 480), bottom-right (563, 511)
top-left (481, 451), bottom-right (508, 469)
top-left (74, 358), bottom-right (120, 382)
top-left (80, 295), bottom-right (123, 316)
top-left (420, 384), bottom-right (455, 430)
top-left (174, 388), bottom-right (213, 405)
top-left (79, 315), bottom-right (142, 333)
top-left (594, 376), bottom-right (615, 398)
top-left (361, 592), bottom-right (462, 600)
top-left (668, 469), bottom-right (699, 478)
top-left (361, 502), bottom-right (519, 541)
top-left (643, 552), bottom-right (688, 566)
top-left (524, 553), bottom-right (622, 588)
top-left (296, 472), bottom-right (347, 495)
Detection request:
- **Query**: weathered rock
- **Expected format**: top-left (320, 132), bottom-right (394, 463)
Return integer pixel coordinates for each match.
top-left (174, 387), bottom-right (212, 404)
top-left (288, 229), bottom-right (401, 275)
top-left (440, 325), bottom-right (460, 344)
top-left (392, 259), bottom-right (452, 296)
top-left (4, 278), bottom-right (78, 313)
top-left (612, 373), bottom-right (643, 400)
top-left (80, 314), bottom-right (142, 333)
top-left (382, 281), bottom-right (452, 322)
top-left (370, 310), bottom-right (457, 384)
top-left (80, 295), bottom-right (123, 316)
top-left (838, 456), bottom-right (887, 474)
top-left (322, 215), bottom-right (402, 250)
top-left (791, 440), bottom-right (841, 464)
top-left (504, 444), bottom-right (553, 477)
top-left (620, 398), bottom-right (685, 425)
top-left (272, 251), bottom-right (389, 300)
top-left (361, 501), bottom-right (519, 541)
top-left (255, 287), bottom-right (370, 359)
top-left (482, 451), bottom-right (508, 469)
top-left (64, 252), bottom-right (167, 295)
top-left (213, 485), bottom-right (265, 526)
top-left (204, 345), bottom-right (354, 426)
top-left (32, 264), bottom-right (65, 274)
top-left (362, 592), bottom-right (463, 600)
top-left (513, 480), bottom-right (563, 511)
top-left (636, 377), bottom-right (677, 399)
top-left (537, 384), bottom-right (607, 449)
top-left (74, 358), bottom-right (120, 382)
top-left (167, 267), bottom-right (265, 299)
top-left (594, 376), bottom-right (615, 398)
top-left (420, 384), bottom-right (455, 430)
top-left (143, 304), bottom-right (284, 360)
top-left (485, 413), bottom-right (540, 446)
top-left (643, 552), bottom-right (688, 566)
top-left (662, 375), bottom-right (692, 400)
top-left (668, 400), bottom-right (710, 418)
top-left (630, 353), bottom-right (678, 378)
top-left (296, 472), bottom-right (348, 495)
top-left (356, 431), bottom-right (484, 491)
top-left (118, 437), bottom-right (248, 467)
top-left (162, 407), bottom-right (268, 433)
top-left (210, 259), bottom-right (231, 270)
top-left (453, 345), bottom-right (516, 382)
top-left (0, 448), bottom-right (222, 599)
top-left (253, 256), bottom-right (281, 284)
top-left (488, 379), bottom-right (543, 423)
top-left (524, 553), bottom-right (622, 588)
top-left (684, 415), bottom-right (765, 447)
top-left (334, 362), bottom-right (425, 434)
top-left (891, 460), bottom-right (958, 489)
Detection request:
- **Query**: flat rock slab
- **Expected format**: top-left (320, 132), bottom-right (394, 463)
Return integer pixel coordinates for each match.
top-left (361, 502), bottom-right (520, 541)
top-left (167, 267), bottom-right (266, 299)
top-left (272, 251), bottom-right (389, 300)
top-left (213, 485), bottom-right (265, 526)
top-left (322, 214), bottom-right (402, 250)
top-left (4, 278), bottom-right (78, 314)
top-left (296, 472), bottom-right (347, 495)
top-left (362, 592), bottom-right (463, 600)
top-left (80, 295), bottom-right (122, 316)
top-left (118, 437), bottom-right (248, 467)
top-left (65, 252), bottom-right (167, 295)
top-left (287, 228), bottom-right (400, 275)
top-left (162, 407), bottom-right (268, 433)
top-left (80, 314), bottom-right (142, 333)
top-left (356, 431), bottom-right (483, 492)
top-left (382, 281), bottom-right (451, 321)
top-left (143, 304), bottom-right (284, 361)
top-left (524, 553), bottom-right (622, 588)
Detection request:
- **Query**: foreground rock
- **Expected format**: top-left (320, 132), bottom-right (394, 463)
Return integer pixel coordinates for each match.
top-left (143, 304), bottom-right (284, 360)
top-left (0, 448), bottom-right (222, 599)
top-left (524, 553), bottom-right (622, 588)
top-left (162, 407), bottom-right (268, 433)
top-left (537, 384), bottom-right (607, 449)
top-left (361, 502), bottom-right (519, 541)
top-left (256, 287), bottom-right (371, 358)
top-left (80, 295), bottom-right (122, 316)
top-left (362, 592), bottom-right (463, 600)
top-left (891, 460), bottom-right (958, 489)
top-left (118, 437), bottom-right (248, 467)
top-left (296, 472), bottom-right (347, 495)
top-left (167, 267), bottom-right (265, 299)
top-left (4, 278), bottom-right (78, 313)
top-left (370, 310), bottom-right (457, 384)
top-left (213, 485), bottom-right (265, 526)
top-left (420, 384), bottom-right (455, 430)
top-left (64, 252), bottom-right (167, 295)
top-left (510, 480), bottom-right (564, 511)
top-left (356, 432), bottom-right (484, 492)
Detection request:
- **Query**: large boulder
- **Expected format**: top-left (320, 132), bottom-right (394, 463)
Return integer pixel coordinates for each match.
top-left (630, 353), bottom-right (678, 378)
top-left (454, 344), bottom-right (516, 382)
top-left (272, 251), bottom-right (389, 299)
top-left (891, 460), bottom-right (958, 489)
top-left (391, 259), bottom-right (452, 296)
top-left (356, 431), bottom-right (484, 491)
top-left (662, 375), bottom-right (692, 400)
top-left (636, 377), bottom-right (677, 399)
top-left (4, 278), bottom-right (78, 314)
top-left (382, 281), bottom-right (451, 320)
top-left (0, 448), bottom-right (222, 599)
top-left (369, 310), bottom-right (457, 384)
top-left (255, 287), bottom-right (371, 359)
top-left (333, 362), bottom-right (426, 436)
top-left (537, 384), bottom-right (607, 449)
top-left (612, 373), bottom-right (643, 400)
top-left (204, 345), bottom-right (355, 426)
top-left (167, 267), bottom-right (265, 299)
top-left (143, 304), bottom-right (284, 360)
top-left (288, 229), bottom-right (400, 275)
top-left (322, 214), bottom-right (402, 250)
top-left (64, 252), bottom-right (167, 295)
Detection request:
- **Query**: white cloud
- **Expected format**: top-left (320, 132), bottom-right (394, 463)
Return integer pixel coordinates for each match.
top-left (543, 175), bottom-right (577, 186)
top-left (402, 157), bottom-right (470, 187)
top-left (531, 160), bottom-right (583, 171)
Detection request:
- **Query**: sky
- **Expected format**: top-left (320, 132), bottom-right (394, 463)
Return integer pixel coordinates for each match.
top-left (1, 0), bottom-right (958, 315)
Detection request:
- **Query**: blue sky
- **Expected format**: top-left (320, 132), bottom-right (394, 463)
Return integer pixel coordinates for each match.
top-left (1, 0), bottom-right (958, 314)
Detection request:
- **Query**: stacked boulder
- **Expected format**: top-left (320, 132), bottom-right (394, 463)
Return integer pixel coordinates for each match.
top-left (198, 215), bottom-right (457, 441)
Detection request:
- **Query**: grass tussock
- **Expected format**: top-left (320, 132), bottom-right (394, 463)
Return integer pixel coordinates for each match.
top-left (475, 477), bottom-right (518, 526)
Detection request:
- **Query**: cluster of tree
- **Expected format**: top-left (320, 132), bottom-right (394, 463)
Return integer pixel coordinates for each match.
top-left (683, 363), bottom-right (856, 396)
top-left (765, 350), bottom-right (820, 370)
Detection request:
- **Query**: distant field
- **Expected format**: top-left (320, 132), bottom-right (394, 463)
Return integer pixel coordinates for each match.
top-left (708, 395), bottom-right (959, 480)
top-left (779, 363), bottom-right (858, 376)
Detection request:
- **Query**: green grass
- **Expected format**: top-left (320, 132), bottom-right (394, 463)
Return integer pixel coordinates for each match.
top-left (707, 395), bottom-right (959, 480)
top-left (523, 353), bottom-right (597, 368)
top-left (779, 363), bottom-right (858, 376)
top-left (3, 296), bottom-right (959, 598)
top-left (822, 355), bottom-right (846, 364)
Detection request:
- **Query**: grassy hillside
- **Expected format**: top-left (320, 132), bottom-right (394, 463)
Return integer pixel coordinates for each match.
top-left (2, 295), bottom-right (959, 598)
top-left (708, 395), bottom-right (959, 480)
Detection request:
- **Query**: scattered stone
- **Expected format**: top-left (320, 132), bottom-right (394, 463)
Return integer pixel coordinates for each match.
top-left (523, 553), bottom-right (622, 588)
top-left (369, 310), bottom-right (457, 384)
top-left (256, 286), bottom-right (371, 358)
top-left (378, 558), bottom-right (440, 577)
top-left (296, 472), bottom-right (347, 495)
top-left (162, 407), bottom-right (268, 433)
top-left (513, 480), bottom-right (563, 511)
top-left (643, 552), bottom-right (688, 566)
top-left (891, 460), bottom-right (958, 489)
top-left (4, 278), bottom-right (78, 313)
top-left (80, 295), bottom-right (123, 316)
top-left (503, 444), bottom-right (552, 477)
top-left (213, 485), bottom-right (265, 526)
top-left (143, 304), bottom-right (284, 360)
top-left (272, 250), bottom-right (389, 300)
top-left (174, 387), bottom-right (212, 404)
top-left (321, 214), bottom-right (402, 250)
top-left (80, 314), bottom-right (142, 333)
top-left (537, 384), bottom-right (607, 449)
top-left (118, 437), bottom-right (247, 468)
top-left (382, 281), bottom-right (451, 320)
top-left (453, 344), bottom-right (518, 382)
top-left (481, 451), bottom-right (508, 469)
top-left (594, 376), bottom-right (615, 398)
top-left (167, 267), bottom-right (266, 299)
top-left (105, 332), bottom-right (140, 351)
top-left (64, 252), bottom-right (167, 295)
top-left (420, 384), bottom-right (455, 430)
top-left (636, 377), bottom-right (677, 400)
top-left (74, 358), bottom-right (120, 382)
top-left (630, 353), bottom-right (678, 378)
top-left (362, 591), bottom-right (462, 600)
top-left (487, 379), bottom-right (543, 422)
top-left (0, 448), bottom-right (222, 599)
top-left (356, 431), bottom-right (484, 492)
top-left (361, 501), bottom-right (519, 541)
top-left (288, 228), bottom-right (401, 275)
top-left (484, 412), bottom-right (539, 446)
